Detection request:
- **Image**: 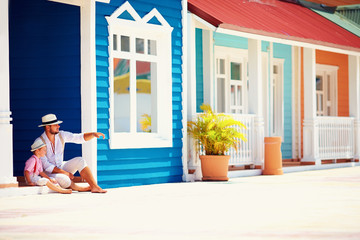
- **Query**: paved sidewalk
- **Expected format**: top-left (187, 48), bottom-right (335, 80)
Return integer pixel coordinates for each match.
top-left (1, 167), bottom-right (360, 240)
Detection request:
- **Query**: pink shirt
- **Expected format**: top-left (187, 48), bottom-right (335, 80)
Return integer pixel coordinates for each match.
top-left (24, 155), bottom-right (43, 176)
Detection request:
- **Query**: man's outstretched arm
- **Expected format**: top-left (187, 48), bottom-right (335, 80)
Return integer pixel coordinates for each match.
top-left (83, 132), bottom-right (105, 141)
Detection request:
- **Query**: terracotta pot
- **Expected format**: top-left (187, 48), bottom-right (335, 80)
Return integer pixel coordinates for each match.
top-left (200, 155), bottom-right (230, 181)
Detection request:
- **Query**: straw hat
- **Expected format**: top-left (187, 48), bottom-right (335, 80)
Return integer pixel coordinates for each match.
top-left (31, 139), bottom-right (46, 152)
top-left (38, 114), bottom-right (63, 127)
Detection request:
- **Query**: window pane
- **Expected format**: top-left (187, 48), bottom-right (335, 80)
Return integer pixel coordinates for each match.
top-left (136, 61), bottom-right (157, 133)
top-left (273, 65), bottom-right (278, 74)
top-left (237, 86), bottom-right (242, 105)
top-left (231, 85), bottom-right (235, 105)
top-left (217, 78), bottom-right (225, 113)
top-left (136, 38), bottom-right (144, 54)
top-left (121, 36), bottom-right (130, 52)
top-left (327, 75), bottom-right (331, 101)
top-left (148, 39), bottom-right (157, 55)
top-left (113, 34), bottom-right (118, 51)
top-left (217, 59), bottom-right (225, 75)
top-left (113, 58), bottom-right (130, 132)
top-left (231, 62), bottom-right (241, 80)
top-left (316, 76), bottom-right (323, 90)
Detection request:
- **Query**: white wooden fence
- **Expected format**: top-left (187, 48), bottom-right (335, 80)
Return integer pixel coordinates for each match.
top-left (317, 116), bottom-right (355, 160)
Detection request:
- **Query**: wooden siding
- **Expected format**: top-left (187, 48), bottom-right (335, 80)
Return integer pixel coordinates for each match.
top-left (273, 43), bottom-right (293, 159)
top-left (195, 28), bottom-right (204, 112)
top-left (9, 0), bottom-right (81, 176)
top-left (95, 0), bottom-right (183, 188)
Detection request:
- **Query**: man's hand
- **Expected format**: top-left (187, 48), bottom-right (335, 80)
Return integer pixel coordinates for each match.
top-left (27, 182), bottom-right (35, 186)
top-left (50, 178), bottom-right (57, 184)
top-left (93, 132), bottom-right (105, 139)
top-left (65, 172), bottom-right (74, 180)
top-left (84, 132), bottom-right (105, 141)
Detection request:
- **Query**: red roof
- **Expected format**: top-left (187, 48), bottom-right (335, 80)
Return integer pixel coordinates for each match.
top-left (188, 0), bottom-right (360, 52)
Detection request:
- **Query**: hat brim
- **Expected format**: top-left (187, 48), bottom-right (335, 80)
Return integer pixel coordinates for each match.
top-left (31, 143), bottom-right (46, 152)
top-left (38, 120), bottom-right (63, 127)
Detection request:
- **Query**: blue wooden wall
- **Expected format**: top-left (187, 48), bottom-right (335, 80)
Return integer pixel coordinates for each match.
top-left (95, 0), bottom-right (184, 188)
top-left (195, 28), bottom-right (204, 112)
top-left (273, 43), bottom-right (293, 159)
top-left (9, 0), bottom-right (81, 176)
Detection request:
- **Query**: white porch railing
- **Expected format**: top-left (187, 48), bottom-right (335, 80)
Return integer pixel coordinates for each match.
top-left (190, 114), bottom-right (257, 167)
top-left (317, 116), bottom-right (355, 160)
top-left (227, 114), bottom-right (255, 165)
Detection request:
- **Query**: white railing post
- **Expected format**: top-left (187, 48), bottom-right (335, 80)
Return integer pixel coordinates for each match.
top-left (254, 116), bottom-right (264, 167)
top-left (354, 120), bottom-right (360, 160)
top-left (303, 118), bottom-right (320, 163)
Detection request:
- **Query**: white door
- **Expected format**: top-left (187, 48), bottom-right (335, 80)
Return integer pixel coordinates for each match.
top-left (316, 64), bottom-right (338, 116)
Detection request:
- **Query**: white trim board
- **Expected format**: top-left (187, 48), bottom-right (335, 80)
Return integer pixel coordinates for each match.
top-left (216, 27), bottom-right (360, 57)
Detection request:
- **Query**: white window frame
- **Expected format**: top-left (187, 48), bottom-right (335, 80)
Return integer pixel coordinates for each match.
top-left (270, 59), bottom-right (284, 139)
top-left (316, 64), bottom-right (338, 116)
top-left (214, 46), bottom-right (248, 114)
top-left (106, 2), bottom-right (173, 149)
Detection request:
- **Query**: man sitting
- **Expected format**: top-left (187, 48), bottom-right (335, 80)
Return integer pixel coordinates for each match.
top-left (37, 113), bottom-right (107, 193)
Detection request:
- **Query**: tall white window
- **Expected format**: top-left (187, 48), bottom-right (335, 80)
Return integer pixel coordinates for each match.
top-left (215, 47), bottom-right (248, 114)
top-left (316, 64), bottom-right (338, 116)
top-left (107, 2), bottom-right (173, 149)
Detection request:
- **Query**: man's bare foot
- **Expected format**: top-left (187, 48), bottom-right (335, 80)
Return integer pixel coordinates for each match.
top-left (91, 187), bottom-right (107, 193)
top-left (70, 182), bottom-right (91, 192)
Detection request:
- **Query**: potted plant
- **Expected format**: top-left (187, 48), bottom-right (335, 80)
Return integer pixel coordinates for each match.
top-left (187, 104), bottom-right (247, 181)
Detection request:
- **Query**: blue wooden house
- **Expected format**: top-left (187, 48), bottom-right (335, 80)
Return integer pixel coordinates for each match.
top-left (0, 0), bottom-right (185, 188)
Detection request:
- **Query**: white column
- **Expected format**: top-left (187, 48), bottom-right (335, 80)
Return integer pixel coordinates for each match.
top-left (81, 0), bottom-right (98, 180)
top-left (302, 48), bottom-right (320, 165)
top-left (181, 0), bottom-right (191, 182)
top-left (0, 0), bottom-right (17, 187)
top-left (349, 55), bottom-right (360, 160)
top-left (202, 29), bottom-right (213, 107)
top-left (248, 39), bottom-right (264, 166)
top-left (186, 13), bottom-right (200, 180)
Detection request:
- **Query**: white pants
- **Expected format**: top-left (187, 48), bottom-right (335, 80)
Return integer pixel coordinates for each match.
top-left (47, 157), bottom-right (87, 188)
top-left (27, 175), bottom-right (52, 186)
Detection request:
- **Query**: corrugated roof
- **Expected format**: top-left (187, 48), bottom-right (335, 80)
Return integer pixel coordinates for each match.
top-left (188, 0), bottom-right (360, 52)
top-left (307, 0), bottom-right (360, 6)
top-left (313, 9), bottom-right (360, 37)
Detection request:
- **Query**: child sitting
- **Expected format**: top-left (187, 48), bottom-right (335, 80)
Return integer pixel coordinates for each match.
top-left (24, 139), bottom-right (72, 194)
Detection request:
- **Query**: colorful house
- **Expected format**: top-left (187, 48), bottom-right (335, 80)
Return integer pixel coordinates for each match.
top-left (1, 0), bottom-right (360, 190)
top-left (0, 0), bottom-right (186, 188)
top-left (185, 0), bottom-right (360, 179)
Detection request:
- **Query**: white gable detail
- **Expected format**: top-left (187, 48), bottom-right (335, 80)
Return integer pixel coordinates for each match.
top-left (106, 1), bottom-right (172, 30)
top-left (142, 8), bottom-right (170, 28)
top-left (107, 1), bottom-right (141, 23)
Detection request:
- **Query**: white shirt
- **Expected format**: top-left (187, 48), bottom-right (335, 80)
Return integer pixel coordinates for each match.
top-left (38, 130), bottom-right (85, 173)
